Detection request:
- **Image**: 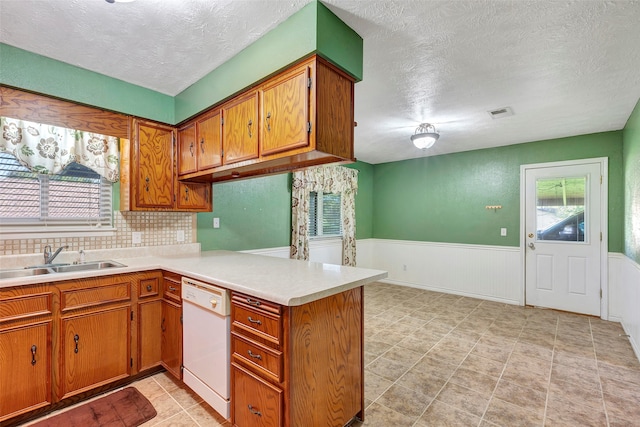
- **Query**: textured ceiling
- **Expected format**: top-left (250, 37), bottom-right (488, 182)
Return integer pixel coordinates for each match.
top-left (1, 0), bottom-right (640, 165)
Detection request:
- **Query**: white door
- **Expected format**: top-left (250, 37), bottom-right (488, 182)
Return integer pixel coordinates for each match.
top-left (524, 160), bottom-right (603, 316)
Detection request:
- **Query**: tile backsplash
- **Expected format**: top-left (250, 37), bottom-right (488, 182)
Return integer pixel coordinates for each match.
top-left (0, 211), bottom-right (196, 256)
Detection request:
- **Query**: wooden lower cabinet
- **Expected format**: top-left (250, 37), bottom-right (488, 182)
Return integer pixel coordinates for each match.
top-left (230, 287), bottom-right (364, 427)
top-left (137, 299), bottom-right (162, 372)
top-left (60, 305), bottom-right (131, 399)
top-left (0, 322), bottom-right (52, 421)
top-left (161, 299), bottom-right (182, 379)
top-left (161, 272), bottom-right (182, 379)
top-left (232, 363), bottom-right (283, 427)
top-left (0, 285), bottom-right (54, 423)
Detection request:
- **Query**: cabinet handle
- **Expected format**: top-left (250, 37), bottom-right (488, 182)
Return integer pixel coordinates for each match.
top-left (200, 138), bottom-right (205, 154)
top-left (161, 317), bottom-right (166, 332)
top-left (247, 119), bottom-right (253, 138)
top-left (145, 176), bottom-right (150, 192)
top-left (245, 298), bottom-right (261, 307)
top-left (266, 112), bottom-right (271, 132)
top-left (31, 345), bottom-right (37, 366)
top-left (146, 285), bottom-right (153, 292)
top-left (247, 350), bottom-right (262, 360)
top-left (184, 186), bottom-right (189, 201)
top-left (189, 141), bottom-right (194, 157)
top-left (247, 316), bottom-right (262, 325)
top-left (248, 405), bottom-right (262, 416)
top-left (74, 334), bottom-right (80, 354)
top-left (168, 286), bottom-right (177, 292)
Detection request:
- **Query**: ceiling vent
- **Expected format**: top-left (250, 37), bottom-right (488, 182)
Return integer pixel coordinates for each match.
top-left (488, 106), bottom-right (514, 119)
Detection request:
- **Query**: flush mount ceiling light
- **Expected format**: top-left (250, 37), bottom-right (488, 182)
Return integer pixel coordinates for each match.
top-left (105, 0), bottom-right (135, 3)
top-left (410, 123), bottom-right (440, 150)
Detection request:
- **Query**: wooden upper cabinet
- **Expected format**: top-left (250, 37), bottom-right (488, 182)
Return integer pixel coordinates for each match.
top-left (222, 91), bottom-right (259, 165)
top-left (260, 63), bottom-right (310, 156)
top-left (197, 109), bottom-right (222, 169)
top-left (176, 181), bottom-right (211, 211)
top-left (178, 123), bottom-right (197, 176)
top-left (133, 119), bottom-right (175, 210)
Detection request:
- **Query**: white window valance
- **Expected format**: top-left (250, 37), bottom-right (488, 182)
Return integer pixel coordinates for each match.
top-left (1, 116), bottom-right (120, 182)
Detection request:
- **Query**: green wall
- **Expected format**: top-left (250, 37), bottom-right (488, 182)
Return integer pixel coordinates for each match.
top-left (346, 162), bottom-right (374, 239)
top-left (623, 98), bottom-right (640, 264)
top-left (195, 161), bottom-right (373, 250)
top-left (372, 131), bottom-right (624, 250)
top-left (0, 44), bottom-right (175, 123)
top-left (197, 174), bottom-right (291, 251)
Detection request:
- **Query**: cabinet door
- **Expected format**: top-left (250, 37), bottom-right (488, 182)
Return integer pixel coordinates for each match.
top-left (178, 123), bottom-right (197, 176)
top-left (197, 110), bottom-right (222, 169)
top-left (61, 306), bottom-right (130, 398)
top-left (135, 120), bottom-right (175, 209)
top-left (161, 300), bottom-right (182, 380)
top-left (176, 181), bottom-right (211, 211)
top-left (222, 92), bottom-right (259, 165)
top-left (232, 363), bottom-right (282, 427)
top-left (138, 299), bottom-right (162, 372)
top-left (260, 64), bottom-right (310, 156)
top-left (0, 322), bottom-right (51, 421)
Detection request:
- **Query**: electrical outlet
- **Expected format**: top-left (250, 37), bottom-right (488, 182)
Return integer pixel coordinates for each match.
top-left (403, 264), bottom-right (407, 271)
top-left (132, 232), bottom-right (142, 244)
top-left (213, 217), bottom-right (220, 229)
top-left (501, 228), bottom-right (507, 236)
top-left (176, 230), bottom-right (185, 242)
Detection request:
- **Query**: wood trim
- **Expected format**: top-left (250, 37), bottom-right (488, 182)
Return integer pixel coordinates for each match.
top-left (0, 86), bottom-right (129, 139)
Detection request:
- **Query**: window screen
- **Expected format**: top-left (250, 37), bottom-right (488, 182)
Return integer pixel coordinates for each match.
top-left (0, 152), bottom-right (112, 226)
top-left (308, 191), bottom-right (342, 237)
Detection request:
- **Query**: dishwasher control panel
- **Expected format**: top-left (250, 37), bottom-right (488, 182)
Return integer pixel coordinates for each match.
top-left (181, 277), bottom-right (230, 316)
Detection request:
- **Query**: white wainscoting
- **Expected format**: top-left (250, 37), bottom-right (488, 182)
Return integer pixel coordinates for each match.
top-left (242, 238), bottom-right (346, 264)
top-left (368, 239), bottom-right (523, 305)
top-left (608, 253), bottom-right (640, 361)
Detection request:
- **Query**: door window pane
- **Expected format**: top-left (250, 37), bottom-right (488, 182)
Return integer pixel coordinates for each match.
top-left (536, 177), bottom-right (586, 242)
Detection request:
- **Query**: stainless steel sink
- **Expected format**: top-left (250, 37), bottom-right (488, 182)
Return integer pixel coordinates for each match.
top-left (0, 267), bottom-right (54, 279)
top-left (50, 260), bottom-right (126, 273)
top-left (0, 260), bottom-right (127, 280)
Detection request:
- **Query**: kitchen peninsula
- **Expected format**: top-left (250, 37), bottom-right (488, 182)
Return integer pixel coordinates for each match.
top-left (0, 250), bottom-right (387, 427)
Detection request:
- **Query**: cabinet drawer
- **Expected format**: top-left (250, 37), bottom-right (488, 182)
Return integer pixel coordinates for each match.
top-left (60, 281), bottom-right (130, 312)
top-left (232, 304), bottom-right (281, 345)
top-left (163, 277), bottom-right (181, 303)
top-left (0, 293), bottom-right (52, 323)
top-left (232, 363), bottom-right (282, 427)
top-left (139, 277), bottom-right (160, 298)
top-left (232, 332), bottom-right (283, 382)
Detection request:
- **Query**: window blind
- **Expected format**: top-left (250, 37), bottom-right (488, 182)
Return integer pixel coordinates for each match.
top-left (0, 152), bottom-right (112, 226)
top-left (308, 191), bottom-right (342, 237)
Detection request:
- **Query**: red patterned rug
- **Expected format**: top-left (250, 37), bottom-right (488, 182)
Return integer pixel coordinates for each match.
top-left (30, 387), bottom-right (156, 427)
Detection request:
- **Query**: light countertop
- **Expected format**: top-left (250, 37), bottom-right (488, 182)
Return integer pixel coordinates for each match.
top-left (0, 250), bottom-right (387, 306)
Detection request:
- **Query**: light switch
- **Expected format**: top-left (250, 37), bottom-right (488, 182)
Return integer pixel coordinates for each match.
top-left (500, 228), bottom-right (507, 236)
top-left (213, 218), bottom-right (220, 229)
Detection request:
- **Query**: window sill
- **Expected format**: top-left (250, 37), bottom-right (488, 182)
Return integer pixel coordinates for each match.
top-left (0, 226), bottom-right (116, 239)
top-left (309, 236), bottom-right (343, 242)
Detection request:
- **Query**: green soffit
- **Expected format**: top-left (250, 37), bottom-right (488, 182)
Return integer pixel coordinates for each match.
top-left (0, 1), bottom-right (362, 126)
top-left (174, 0), bottom-right (363, 122)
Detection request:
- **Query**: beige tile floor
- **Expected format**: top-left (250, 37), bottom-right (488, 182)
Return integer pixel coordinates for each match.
top-left (21, 282), bottom-right (640, 427)
top-left (354, 283), bottom-right (640, 427)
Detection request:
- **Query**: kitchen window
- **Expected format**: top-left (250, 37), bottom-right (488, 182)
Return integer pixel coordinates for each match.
top-left (0, 152), bottom-right (113, 232)
top-left (308, 191), bottom-right (342, 238)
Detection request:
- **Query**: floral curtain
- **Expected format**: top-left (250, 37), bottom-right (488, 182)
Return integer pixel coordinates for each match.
top-left (1, 116), bottom-right (120, 182)
top-left (290, 165), bottom-right (358, 266)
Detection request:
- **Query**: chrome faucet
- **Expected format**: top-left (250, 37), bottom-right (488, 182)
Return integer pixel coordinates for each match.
top-left (44, 245), bottom-right (68, 264)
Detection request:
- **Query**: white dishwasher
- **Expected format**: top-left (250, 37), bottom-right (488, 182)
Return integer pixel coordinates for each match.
top-left (181, 277), bottom-right (231, 419)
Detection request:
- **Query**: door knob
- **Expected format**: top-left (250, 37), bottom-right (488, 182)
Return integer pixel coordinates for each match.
top-left (528, 233), bottom-right (534, 238)
top-left (528, 242), bottom-right (535, 250)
